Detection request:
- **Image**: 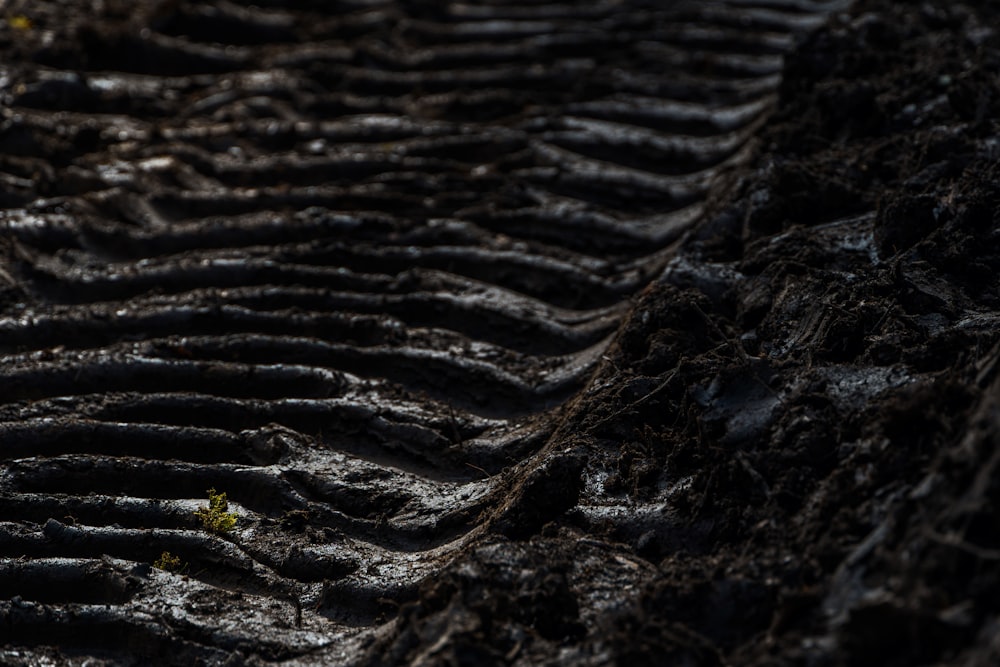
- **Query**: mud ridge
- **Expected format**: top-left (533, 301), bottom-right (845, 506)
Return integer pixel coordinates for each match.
top-left (0, 0), bottom-right (862, 664)
top-left (359, 2), bottom-right (1000, 665)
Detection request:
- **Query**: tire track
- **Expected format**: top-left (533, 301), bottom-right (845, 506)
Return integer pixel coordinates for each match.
top-left (0, 0), bottom-right (847, 663)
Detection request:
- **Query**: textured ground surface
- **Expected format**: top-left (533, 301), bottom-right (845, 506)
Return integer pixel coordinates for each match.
top-left (1, 0), bottom-right (999, 665)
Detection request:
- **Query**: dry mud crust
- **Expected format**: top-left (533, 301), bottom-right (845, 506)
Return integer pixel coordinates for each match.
top-left (0, 0), bottom-right (849, 665)
top-left (365, 3), bottom-right (1000, 667)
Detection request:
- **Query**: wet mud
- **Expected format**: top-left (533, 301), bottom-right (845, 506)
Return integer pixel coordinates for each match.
top-left (1, 0), bottom-right (999, 665)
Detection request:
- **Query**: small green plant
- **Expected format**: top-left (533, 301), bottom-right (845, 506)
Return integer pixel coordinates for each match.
top-left (154, 551), bottom-right (184, 572)
top-left (195, 488), bottom-right (238, 534)
top-left (8, 15), bottom-right (33, 31)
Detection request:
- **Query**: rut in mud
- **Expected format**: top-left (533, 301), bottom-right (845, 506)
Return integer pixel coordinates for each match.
top-left (6, 0), bottom-right (1000, 666)
top-left (0, 0), bottom-right (849, 663)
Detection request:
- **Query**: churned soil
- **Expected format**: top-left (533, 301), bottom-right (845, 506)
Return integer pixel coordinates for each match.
top-left (1, 0), bottom-right (1000, 666)
top-left (369, 2), bottom-right (1000, 666)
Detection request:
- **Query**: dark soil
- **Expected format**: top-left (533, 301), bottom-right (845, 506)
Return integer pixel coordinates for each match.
top-left (367, 2), bottom-right (1000, 666)
top-left (1, 0), bottom-right (1000, 665)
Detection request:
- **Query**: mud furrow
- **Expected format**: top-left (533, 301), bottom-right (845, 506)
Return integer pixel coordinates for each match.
top-left (0, 294), bottom-right (618, 359)
top-left (0, 0), bottom-right (845, 662)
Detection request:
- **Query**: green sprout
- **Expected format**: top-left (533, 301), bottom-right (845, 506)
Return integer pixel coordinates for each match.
top-left (8, 15), bottom-right (32, 31)
top-left (194, 488), bottom-right (238, 534)
top-left (153, 551), bottom-right (184, 572)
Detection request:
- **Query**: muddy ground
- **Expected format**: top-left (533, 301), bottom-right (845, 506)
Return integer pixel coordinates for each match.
top-left (1, 0), bottom-right (999, 665)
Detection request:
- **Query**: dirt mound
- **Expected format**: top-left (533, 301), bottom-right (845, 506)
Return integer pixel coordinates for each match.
top-left (364, 2), bottom-right (1000, 666)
